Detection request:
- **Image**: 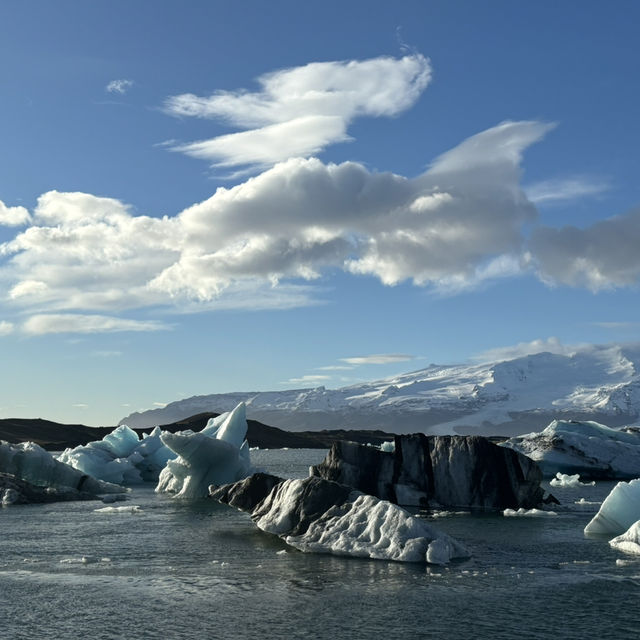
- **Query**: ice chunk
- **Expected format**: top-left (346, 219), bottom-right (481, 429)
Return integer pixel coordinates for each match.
top-left (609, 521), bottom-right (640, 555)
top-left (94, 505), bottom-right (143, 514)
top-left (549, 473), bottom-right (595, 488)
top-left (380, 440), bottom-right (395, 453)
top-left (156, 402), bottom-right (252, 499)
top-left (0, 440), bottom-right (124, 495)
top-left (58, 425), bottom-right (175, 485)
top-left (211, 473), bottom-right (471, 565)
top-left (503, 420), bottom-right (640, 479)
top-left (503, 508), bottom-right (557, 517)
top-left (584, 478), bottom-right (640, 535)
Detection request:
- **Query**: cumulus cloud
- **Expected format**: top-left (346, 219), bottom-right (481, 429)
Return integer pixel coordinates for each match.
top-left (106, 79), bottom-right (134, 94)
top-left (21, 314), bottom-right (170, 335)
top-left (530, 207), bottom-right (640, 290)
top-left (340, 354), bottom-right (415, 365)
top-left (165, 53), bottom-right (431, 170)
top-left (0, 119), bottom-right (560, 333)
top-left (0, 200), bottom-right (30, 226)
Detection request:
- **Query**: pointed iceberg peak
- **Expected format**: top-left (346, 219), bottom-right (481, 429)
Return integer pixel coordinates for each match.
top-left (212, 402), bottom-right (248, 449)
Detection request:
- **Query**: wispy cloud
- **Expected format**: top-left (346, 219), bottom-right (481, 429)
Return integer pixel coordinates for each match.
top-left (106, 79), bottom-right (134, 94)
top-left (316, 365), bottom-right (354, 371)
top-left (0, 321), bottom-right (14, 336)
top-left (72, 403), bottom-right (88, 408)
top-left (285, 374), bottom-right (331, 385)
top-left (21, 314), bottom-right (170, 335)
top-left (592, 321), bottom-right (640, 330)
top-left (340, 354), bottom-right (415, 365)
top-left (472, 337), bottom-right (579, 362)
top-left (164, 53), bottom-right (431, 171)
top-left (90, 350), bottom-right (123, 358)
top-left (525, 177), bottom-right (609, 204)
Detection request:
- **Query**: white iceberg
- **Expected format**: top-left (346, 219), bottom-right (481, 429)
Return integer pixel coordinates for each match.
top-left (0, 440), bottom-right (124, 495)
top-left (609, 520), bottom-right (640, 555)
top-left (58, 425), bottom-right (175, 485)
top-left (584, 478), bottom-right (640, 535)
top-left (503, 508), bottom-right (557, 517)
top-left (549, 472), bottom-right (595, 488)
top-left (211, 473), bottom-right (471, 565)
top-left (156, 402), bottom-right (252, 499)
top-left (503, 419), bottom-right (640, 479)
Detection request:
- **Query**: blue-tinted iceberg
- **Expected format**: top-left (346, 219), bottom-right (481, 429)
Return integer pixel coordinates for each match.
top-left (584, 478), bottom-right (640, 535)
top-left (503, 420), bottom-right (640, 479)
top-left (0, 440), bottom-right (124, 495)
top-left (58, 425), bottom-right (175, 485)
top-left (156, 402), bottom-right (252, 499)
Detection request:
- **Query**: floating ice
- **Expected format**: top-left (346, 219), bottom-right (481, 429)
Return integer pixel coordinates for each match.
top-left (211, 473), bottom-right (471, 565)
top-left (379, 440), bottom-right (395, 453)
top-left (156, 402), bottom-right (252, 499)
top-left (94, 505), bottom-right (143, 514)
top-left (549, 473), bottom-right (595, 488)
top-left (503, 420), bottom-right (640, 479)
top-left (584, 478), bottom-right (640, 535)
top-left (609, 521), bottom-right (640, 555)
top-left (0, 440), bottom-right (124, 495)
top-left (58, 425), bottom-right (175, 485)
top-left (503, 508), bottom-right (557, 517)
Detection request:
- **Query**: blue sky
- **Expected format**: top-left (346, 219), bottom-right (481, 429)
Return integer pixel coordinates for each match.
top-left (1, 0), bottom-right (639, 425)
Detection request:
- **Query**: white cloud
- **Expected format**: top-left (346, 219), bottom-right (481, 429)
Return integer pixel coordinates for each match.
top-left (340, 354), bottom-right (415, 365)
top-left (90, 350), bottom-right (123, 357)
top-left (0, 200), bottom-right (30, 226)
top-left (285, 374), bottom-right (331, 385)
top-left (316, 365), bottom-right (354, 371)
top-left (592, 321), bottom-right (640, 330)
top-left (472, 337), bottom-right (579, 363)
top-left (72, 403), bottom-right (88, 408)
top-left (165, 53), bottom-right (431, 170)
top-left (525, 177), bottom-right (609, 204)
top-left (106, 79), bottom-right (134, 94)
top-left (530, 207), bottom-right (640, 290)
top-left (0, 320), bottom-right (14, 335)
top-left (21, 314), bottom-right (170, 335)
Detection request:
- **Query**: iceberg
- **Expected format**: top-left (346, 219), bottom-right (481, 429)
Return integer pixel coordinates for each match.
top-left (58, 425), bottom-right (175, 485)
top-left (503, 420), bottom-right (640, 479)
top-left (0, 441), bottom-right (124, 495)
top-left (584, 478), bottom-right (640, 535)
top-left (210, 473), bottom-right (471, 565)
top-left (609, 521), bottom-right (640, 555)
top-left (549, 472), bottom-right (595, 488)
top-left (156, 402), bottom-right (252, 499)
top-left (503, 508), bottom-right (557, 517)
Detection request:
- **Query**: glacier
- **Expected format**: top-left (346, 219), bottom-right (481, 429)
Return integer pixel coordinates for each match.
top-left (119, 343), bottom-right (640, 436)
top-left (584, 478), bottom-right (640, 535)
top-left (0, 440), bottom-right (124, 496)
top-left (156, 402), bottom-right (252, 499)
top-left (503, 420), bottom-right (640, 479)
top-left (58, 425), bottom-right (175, 485)
top-left (210, 473), bottom-right (471, 565)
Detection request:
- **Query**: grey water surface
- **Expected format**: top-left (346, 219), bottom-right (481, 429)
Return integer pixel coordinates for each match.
top-left (1, 448), bottom-right (638, 640)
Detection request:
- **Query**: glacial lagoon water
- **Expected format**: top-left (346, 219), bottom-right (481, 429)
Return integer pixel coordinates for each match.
top-left (1, 448), bottom-right (639, 640)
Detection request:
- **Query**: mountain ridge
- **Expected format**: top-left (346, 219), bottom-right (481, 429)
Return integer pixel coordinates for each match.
top-left (119, 343), bottom-right (640, 436)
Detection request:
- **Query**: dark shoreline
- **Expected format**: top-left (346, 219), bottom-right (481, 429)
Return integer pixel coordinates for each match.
top-left (0, 413), bottom-right (395, 450)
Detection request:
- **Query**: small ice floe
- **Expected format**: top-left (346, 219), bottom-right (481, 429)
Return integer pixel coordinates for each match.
top-left (575, 498), bottom-right (602, 506)
top-left (609, 521), bottom-right (640, 556)
top-left (550, 473), bottom-right (595, 488)
top-left (379, 440), bottom-right (395, 453)
top-left (60, 556), bottom-right (98, 564)
top-left (503, 508), bottom-right (557, 517)
top-left (93, 505), bottom-right (143, 514)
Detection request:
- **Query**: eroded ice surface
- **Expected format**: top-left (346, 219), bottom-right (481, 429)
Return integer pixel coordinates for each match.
top-left (584, 478), bottom-right (640, 535)
top-left (503, 420), bottom-right (640, 479)
top-left (156, 402), bottom-right (252, 499)
top-left (58, 426), bottom-right (175, 485)
top-left (503, 508), bottom-right (557, 517)
top-left (0, 441), bottom-right (124, 495)
top-left (609, 520), bottom-right (640, 555)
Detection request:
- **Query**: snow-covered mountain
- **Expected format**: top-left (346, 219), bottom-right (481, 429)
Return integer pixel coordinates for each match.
top-left (119, 343), bottom-right (640, 436)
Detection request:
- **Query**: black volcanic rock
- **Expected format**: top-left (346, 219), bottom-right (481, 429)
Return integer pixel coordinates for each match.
top-left (0, 472), bottom-right (98, 505)
top-left (311, 434), bottom-right (547, 511)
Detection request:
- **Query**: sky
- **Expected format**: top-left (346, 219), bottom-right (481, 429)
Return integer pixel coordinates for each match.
top-left (1, 0), bottom-right (639, 426)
